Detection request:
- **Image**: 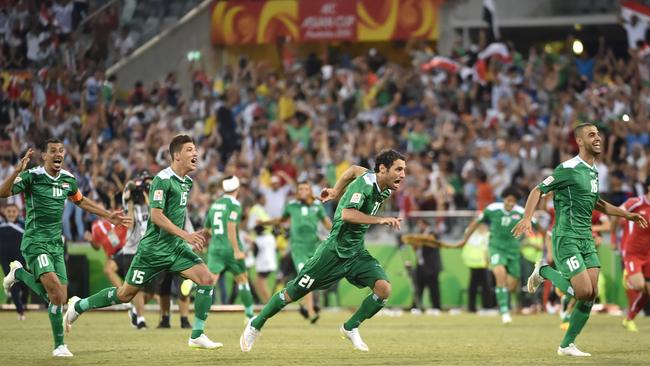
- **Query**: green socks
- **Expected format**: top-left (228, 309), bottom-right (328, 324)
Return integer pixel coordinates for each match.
top-left (251, 290), bottom-right (288, 330)
top-left (15, 268), bottom-right (49, 302)
top-left (48, 303), bottom-right (64, 348)
top-left (191, 285), bottom-right (213, 339)
top-left (495, 287), bottom-right (509, 315)
top-left (238, 283), bottom-right (254, 318)
top-left (560, 300), bottom-right (593, 347)
top-left (344, 293), bottom-right (386, 331)
top-left (540, 266), bottom-right (575, 297)
top-left (75, 287), bottom-right (121, 313)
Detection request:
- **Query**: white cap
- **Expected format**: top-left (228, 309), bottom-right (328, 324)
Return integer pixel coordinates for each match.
top-left (222, 176), bottom-right (240, 193)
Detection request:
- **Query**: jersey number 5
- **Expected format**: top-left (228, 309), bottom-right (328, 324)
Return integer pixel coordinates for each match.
top-left (212, 211), bottom-right (224, 235)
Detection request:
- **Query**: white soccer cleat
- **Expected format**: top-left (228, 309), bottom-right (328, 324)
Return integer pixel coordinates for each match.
top-left (527, 262), bottom-right (545, 293)
top-left (501, 313), bottom-right (512, 324)
top-left (64, 296), bottom-right (81, 333)
top-left (240, 316), bottom-right (260, 352)
top-left (180, 279), bottom-right (195, 297)
top-left (557, 343), bottom-right (591, 357)
top-left (340, 325), bottom-right (369, 352)
top-left (188, 334), bottom-right (223, 349)
top-left (52, 344), bottom-right (73, 357)
top-left (3, 261), bottom-right (22, 295)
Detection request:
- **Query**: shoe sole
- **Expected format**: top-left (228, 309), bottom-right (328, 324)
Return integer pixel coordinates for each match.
top-left (240, 334), bottom-right (250, 352)
top-left (189, 343), bottom-right (223, 350)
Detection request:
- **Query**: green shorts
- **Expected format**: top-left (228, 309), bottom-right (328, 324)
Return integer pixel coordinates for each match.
top-left (488, 247), bottom-right (520, 279)
top-left (553, 236), bottom-right (600, 279)
top-left (126, 243), bottom-right (203, 287)
top-left (291, 241), bottom-right (318, 272)
top-left (207, 248), bottom-right (246, 276)
top-left (286, 244), bottom-right (388, 300)
top-left (22, 237), bottom-right (67, 284)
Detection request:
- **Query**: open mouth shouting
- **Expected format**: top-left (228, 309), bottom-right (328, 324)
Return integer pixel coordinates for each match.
top-left (52, 157), bottom-right (63, 170)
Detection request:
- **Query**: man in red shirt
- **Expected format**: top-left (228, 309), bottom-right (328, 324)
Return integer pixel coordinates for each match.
top-left (619, 177), bottom-right (650, 331)
top-left (84, 218), bottom-right (127, 288)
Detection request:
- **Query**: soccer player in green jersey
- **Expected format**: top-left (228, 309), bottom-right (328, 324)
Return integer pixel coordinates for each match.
top-left (513, 123), bottom-right (648, 357)
top-left (458, 187), bottom-right (529, 324)
top-left (262, 181), bottom-right (333, 323)
top-left (63, 135), bottom-right (223, 350)
top-left (0, 139), bottom-right (132, 357)
top-left (240, 150), bottom-right (404, 353)
top-left (203, 175), bottom-right (255, 319)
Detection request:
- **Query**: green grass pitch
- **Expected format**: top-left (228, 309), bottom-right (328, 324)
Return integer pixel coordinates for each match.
top-left (1, 310), bottom-right (648, 365)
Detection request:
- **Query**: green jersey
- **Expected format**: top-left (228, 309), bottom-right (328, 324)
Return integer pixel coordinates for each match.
top-left (204, 194), bottom-right (243, 253)
top-left (478, 202), bottom-right (525, 253)
top-left (282, 199), bottom-right (327, 244)
top-left (538, 156), bottom-right (599, 239)
top-left (11, 166), bottom-right (80, 243)
top-left (139, 167), bottom-right (192, 253)
top-left (324, 172), bottom-right (391, 258)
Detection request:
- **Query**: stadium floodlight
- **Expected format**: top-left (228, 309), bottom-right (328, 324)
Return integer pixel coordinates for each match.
top-left (572, 40), bottom-right (584, 55)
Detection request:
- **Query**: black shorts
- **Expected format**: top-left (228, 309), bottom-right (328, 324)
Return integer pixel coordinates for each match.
top-left (112, 252), bottom-right (135, 279)
top-left (257, 271), bottom-right (272, 278)
top-left (149, 271), bottom-right (184, 297)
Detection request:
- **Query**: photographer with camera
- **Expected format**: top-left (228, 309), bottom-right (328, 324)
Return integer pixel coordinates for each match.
top-left (118, 172), bottom-right (154, 329)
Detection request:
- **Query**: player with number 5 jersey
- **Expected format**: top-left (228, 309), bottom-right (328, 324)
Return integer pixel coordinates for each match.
top-left (513, 123), bottom-right (648, 357)
top-left (63, 135), bottom-right (224, 351)
top-left (240, 150), bottom-right (405, 353)
top-left (0, 139), bottom-right (132, 358)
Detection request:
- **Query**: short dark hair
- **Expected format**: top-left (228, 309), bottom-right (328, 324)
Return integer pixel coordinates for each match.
top-left (501, 186), bottom-right (520, 201)
top-left (374, 149), bottom-right (405, 172)
top-left (296, 181), bottom-right (310, 187)
top-left (574, 123), bottom-right (596, 138)
top-left (169, 135), bottom-right (194, 159)
top-left (42, 138), bottom-right (62, 151)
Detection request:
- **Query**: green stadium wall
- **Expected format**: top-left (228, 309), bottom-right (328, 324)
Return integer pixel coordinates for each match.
top-left (0, 243), bottom-right (627, 310)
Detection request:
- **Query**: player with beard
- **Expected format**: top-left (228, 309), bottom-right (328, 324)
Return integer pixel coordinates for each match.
top-left (64, 135), bottom-right (222, 350)
top-left (513, 123), bottom-right (647, 357)
top-left (240, 150), bottom-right (405, 353)
top-left (1, 139), bottom-right (132, 357)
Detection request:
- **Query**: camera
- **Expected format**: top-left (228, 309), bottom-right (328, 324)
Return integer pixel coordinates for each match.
top-left (125, 176), bottom-right (152, 205)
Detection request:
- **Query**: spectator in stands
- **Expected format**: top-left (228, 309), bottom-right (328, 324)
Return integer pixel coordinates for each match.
top-left (0, 202), bottom-right (29, 320)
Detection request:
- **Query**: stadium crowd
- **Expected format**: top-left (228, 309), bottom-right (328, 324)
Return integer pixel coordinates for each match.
top-left (1, 2), bottom-right (650, 315)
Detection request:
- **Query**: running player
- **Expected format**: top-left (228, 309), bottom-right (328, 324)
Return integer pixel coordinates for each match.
top-left (1, 139), bottom-right (132, 357)
top-left (513, 123), bottom-right (647, 357)
top-left (63, 135), bottom-right (223, 350)
top-left (240, 150), bottom-right (405, 353)
top-left (458, 187), bottom-right (529, 324)
top-left (202, 175), bottom-right (255, 320)
top-left (261, 180), bottom-right (334, 323)
top-left (619, 176), bottom-right (650, 332)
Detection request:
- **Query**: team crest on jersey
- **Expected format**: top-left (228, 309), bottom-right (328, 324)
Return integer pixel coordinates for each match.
top-left (542, 176), bottom-right (554, 186)
top-left (512, 214), bottom-right (521, 220)
top-left (153, 190), bottom-right (163, 201)
top-left (62, 183), bottom-right (69, 189)
top-left (13, 176), bottom-right (21, 184)
top-left (229, 211), bottom-right (238, 220)
top-left (350, 192), bottom-right (362, 204)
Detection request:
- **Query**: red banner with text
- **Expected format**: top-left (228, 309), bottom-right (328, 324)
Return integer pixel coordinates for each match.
top-left (210, 0), bottom-right (442, 45)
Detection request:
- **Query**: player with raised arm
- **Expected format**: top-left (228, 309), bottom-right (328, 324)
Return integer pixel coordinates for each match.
top-left (63, 135), bottom-right (223, 350)
top-left (512, 123), bottom-right (647, 357)
top-left (1, 139), bottom-right (132, 357)
top-left (457, 187), bottom-right (529, 324)
top-left (619, 176), bottom-right (650, 332)
top-left (240, 150), bottom-right (405, 353)
top-left (261, 180), bottom-right (336, 323)
top-left (202, 175), bottom-right (255, 320)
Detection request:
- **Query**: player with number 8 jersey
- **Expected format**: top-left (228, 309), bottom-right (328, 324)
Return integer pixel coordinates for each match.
top-left (240, 150), bottom-right (406, 353)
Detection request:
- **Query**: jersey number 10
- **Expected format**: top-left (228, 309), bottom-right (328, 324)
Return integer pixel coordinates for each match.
top-left (52, 186), bottom-right (63, 197)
